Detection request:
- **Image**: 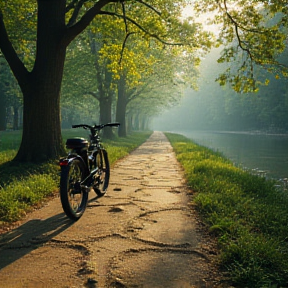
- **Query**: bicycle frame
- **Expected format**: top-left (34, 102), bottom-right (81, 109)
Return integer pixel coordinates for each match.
top-left (59, 122), bottom-right (120, 220)
top-left (60, 122), bottom-right (120, 190)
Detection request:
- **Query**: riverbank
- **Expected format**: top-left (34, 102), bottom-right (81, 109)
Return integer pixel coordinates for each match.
top-left (166, 132), bottom-right (288, 288)
top-left (213, 130), bottom-right (288, 136)
top-left (177, 130), bottom-right (288, 180)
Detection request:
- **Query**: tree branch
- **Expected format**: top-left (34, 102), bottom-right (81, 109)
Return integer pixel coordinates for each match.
top-left (135, 0), bottom-right (161, 17)
top-left (119, 32), bottom-right (136, 65)
top-left (0, 10), bottom-right (29, 88)
top-left (67, 0), bottom-right (89, 28)
top-left (221, 0), bottom-right (255, 82)
top-left (64, 0), bottom-right (119, 45)
top-left (220, 0), bottom-right (266, 34)
top-left (65, 0), bottom-right (79, 13)
top-left (99, 11), bottom-right (183, 46)
top-left (222, 0), bottom-right (253, 60)
top-left (65, 1), bottom-right (186, 49)
top-left (118, 2), bottom-right (129, 65)
top-left (121, 2), bottom-right (128, 33)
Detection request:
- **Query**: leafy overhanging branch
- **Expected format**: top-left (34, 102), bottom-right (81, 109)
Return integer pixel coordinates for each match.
top-left (214, 0), bottom-right (288, 92)
top-left (98, 11), bottom-right (184, 46)
top-left (220, 0), bottom-right (256, 88)
top-left (221, 0), bottom-right (254, 60)
top-left (1, 0), bottom-right (202, 94)
top-left (135, 0), bottom-right (162, 17)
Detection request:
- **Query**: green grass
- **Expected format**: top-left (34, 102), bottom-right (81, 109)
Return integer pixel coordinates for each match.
top-left (0, 130), bottom-right (22, 151)
top-left (0, 130), bottom-right (152, 224)
top-left (165, 132), bottom-right (288, 288)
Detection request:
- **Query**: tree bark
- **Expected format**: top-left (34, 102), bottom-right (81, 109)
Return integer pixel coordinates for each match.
top-left (14, 0), bottom-right (67, 162)
top-left (15, 80), bottom-right (65, 161)
top-left (92, 36), bottom-right (115, 139)
top-left (99, 95), bottom-right (114, 139)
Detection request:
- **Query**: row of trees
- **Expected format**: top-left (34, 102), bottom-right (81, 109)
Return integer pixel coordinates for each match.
top-left (0, 0), bottom-right (209, 162)
top-left (60, 20), bottom-right (200, 138)
top-left (1, 0), bottom-right (288, 162)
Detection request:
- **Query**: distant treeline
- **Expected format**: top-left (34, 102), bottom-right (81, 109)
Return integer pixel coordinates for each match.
top-left (155, 47), bottom-right (288, 133)
top-left (187, 75), bottom-right (288, 132)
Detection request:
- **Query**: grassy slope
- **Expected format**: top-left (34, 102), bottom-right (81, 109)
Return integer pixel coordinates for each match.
top-left (165, 132), bottom-right (288, 288)
top-left (0, 130), bottom-right (152, 224)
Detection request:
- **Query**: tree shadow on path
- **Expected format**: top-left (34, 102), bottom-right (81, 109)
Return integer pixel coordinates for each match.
top-left (0, 212), bottom-right (73, 269)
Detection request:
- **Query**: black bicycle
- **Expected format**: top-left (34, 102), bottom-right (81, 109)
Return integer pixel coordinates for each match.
top-left (59, 122), bottom-right (120, 220)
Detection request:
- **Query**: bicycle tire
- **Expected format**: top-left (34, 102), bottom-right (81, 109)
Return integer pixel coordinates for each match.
top-left (93, 149), bottom-right (110, 197)
top-left (60, 158), bottom-right (88, 220)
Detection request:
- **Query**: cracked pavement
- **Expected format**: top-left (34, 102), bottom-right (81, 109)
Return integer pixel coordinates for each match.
top-left (0, 132), bottom-right (217, 288)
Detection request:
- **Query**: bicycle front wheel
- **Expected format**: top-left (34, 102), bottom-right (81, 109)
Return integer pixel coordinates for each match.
top-left (60, 158), bottom-right (88, 220)
top-left (93, 149), bottom-right (110, 197)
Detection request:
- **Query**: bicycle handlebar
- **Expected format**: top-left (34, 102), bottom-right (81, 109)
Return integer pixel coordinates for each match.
top-left (105, 122), bottom-right (120, 127)
top-left (72, 123), bottom-right (120, 130)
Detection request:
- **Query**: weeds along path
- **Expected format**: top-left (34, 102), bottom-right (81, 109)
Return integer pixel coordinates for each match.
top-left (0, 131), bottom-right (219, 288)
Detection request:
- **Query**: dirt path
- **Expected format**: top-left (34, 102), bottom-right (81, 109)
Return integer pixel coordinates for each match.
top-left (0, 132), bottom-right (219, 288)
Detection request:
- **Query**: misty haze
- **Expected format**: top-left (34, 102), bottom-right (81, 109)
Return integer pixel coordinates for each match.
top-left (152, 48), bottom-right (288, 180)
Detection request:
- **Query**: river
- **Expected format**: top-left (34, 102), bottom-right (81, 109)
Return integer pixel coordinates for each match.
top-left (176, 131), bottom-right (288, 180)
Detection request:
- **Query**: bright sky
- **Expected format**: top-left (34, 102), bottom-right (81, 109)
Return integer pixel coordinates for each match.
top-left (181, 5), bottom-right (195, 18)
top-left (181, 4), bottom-right (219, 34)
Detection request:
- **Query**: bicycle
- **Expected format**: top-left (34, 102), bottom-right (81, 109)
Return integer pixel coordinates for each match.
top-left (59, 122), bottom-right (120, 220)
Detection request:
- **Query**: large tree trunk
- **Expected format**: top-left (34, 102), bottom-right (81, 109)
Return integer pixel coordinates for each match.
top-left (14, 0), bottom-right (66, 162)
top-left (15, 82), bottom-right (64, 162)
top-left (116, 75), bottom-right (127, 137)
top-left (99, 94), bottom-right (114, 139)
top-left (92, 38), bottom-right (115, 139)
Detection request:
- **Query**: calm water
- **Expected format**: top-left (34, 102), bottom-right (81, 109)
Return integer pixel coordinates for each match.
top-left (177, 131), bottom-right (288, 180)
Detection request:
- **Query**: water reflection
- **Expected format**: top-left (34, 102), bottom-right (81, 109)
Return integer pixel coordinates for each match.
top-left (177, 131), bottom-right (288, 180)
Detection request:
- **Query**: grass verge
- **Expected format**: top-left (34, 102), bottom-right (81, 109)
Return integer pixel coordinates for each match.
top-left (165, 132), bottom-right (288, 288)
top-left (0, 130), bottom-right (152, 225)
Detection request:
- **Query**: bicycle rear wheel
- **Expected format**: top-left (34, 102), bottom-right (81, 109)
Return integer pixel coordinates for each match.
top-left (60, 158), bottom-right (88, 220)
top-left (93, 149), bottom-right (110, 197)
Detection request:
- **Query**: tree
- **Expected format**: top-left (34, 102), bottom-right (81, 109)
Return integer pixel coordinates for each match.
top-left (194, 0), bottom-right (288, 92)
top-left (61, 34), bottom-right (105, 129)
top-left (97, 13), bottom-right (204, 136)
top-left (0, 0), bottom-right (207, 162)
top-left (125, 46), bottom-right (196, 132)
